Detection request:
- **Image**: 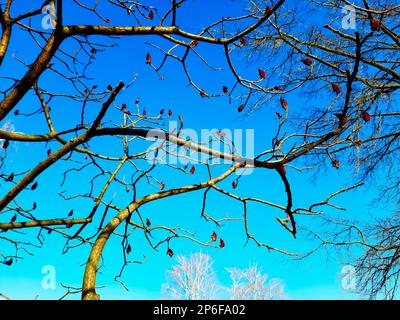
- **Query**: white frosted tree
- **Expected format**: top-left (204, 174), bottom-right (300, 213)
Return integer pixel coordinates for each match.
top-left (227, 265), bottom-right (286, 300)
top-left (162, 253), bottom-right (285, 300)
top-left (162, 252), bottom-right (218, 300)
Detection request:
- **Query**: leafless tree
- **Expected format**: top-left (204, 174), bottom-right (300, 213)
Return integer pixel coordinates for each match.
top-left (242, 0), bottom-right (400, 299)
top-left (162, 252), bottom-right (218, 300)
top-left (0, 0), bottom-right (397, 300)
top-left (162, 252), bottom-right (285, 300)
top-left (227, 264), bottom-right (285, 300)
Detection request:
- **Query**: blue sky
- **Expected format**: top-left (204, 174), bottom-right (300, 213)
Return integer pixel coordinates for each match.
top-left (0, 0), bottom-right (395, 300)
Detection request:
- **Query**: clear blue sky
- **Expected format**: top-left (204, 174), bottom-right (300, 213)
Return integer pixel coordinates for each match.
top-left (0, 0), bottom-right (394, 300)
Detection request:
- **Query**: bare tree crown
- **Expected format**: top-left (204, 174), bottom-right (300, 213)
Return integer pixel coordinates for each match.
top-left (0, 0), bottom-right (399, 300)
